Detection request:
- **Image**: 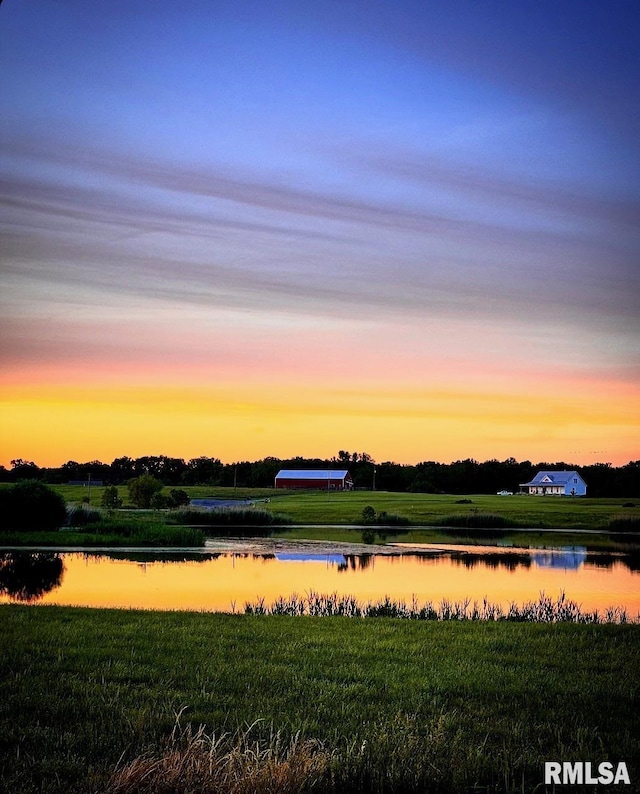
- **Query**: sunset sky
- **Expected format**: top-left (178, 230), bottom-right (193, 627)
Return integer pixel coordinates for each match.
top-left (1, 0), bottom-right (639, 468)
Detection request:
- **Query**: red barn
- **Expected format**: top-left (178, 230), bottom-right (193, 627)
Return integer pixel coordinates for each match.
top-left (274, 469), bottom-right (353, 490)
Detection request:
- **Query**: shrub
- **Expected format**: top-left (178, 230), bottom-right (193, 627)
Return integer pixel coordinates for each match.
top-left (168, 489), bottom-right (189, 508)
top-left (128, 475), bottom-right (163, 508)
top-left (150, 493), bottom-right (169, 510)
top-left (0, 481), bottom-right (67, 531)
top-left (361, 505), bottom-right (376, 523)
top-left (101, 486), bottom-right (123, 510)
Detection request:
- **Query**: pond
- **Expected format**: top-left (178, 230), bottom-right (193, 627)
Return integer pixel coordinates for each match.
top-left (1, 540), bottom-right (638, 616)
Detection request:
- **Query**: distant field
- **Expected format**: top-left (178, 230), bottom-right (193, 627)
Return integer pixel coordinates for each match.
top-left (42, 484), bottom-right (637, 529)
top-left (266, 490), bottom-right (637, 530)
top-left (1, 484), bottom-right (636, 550)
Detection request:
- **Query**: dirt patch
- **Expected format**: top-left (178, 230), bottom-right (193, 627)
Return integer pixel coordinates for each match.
top-left (203, 537), bottom-right (444, 556)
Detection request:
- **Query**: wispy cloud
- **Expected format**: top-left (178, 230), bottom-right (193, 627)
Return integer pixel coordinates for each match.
top-left (2, 132), bottom-right (638, 337)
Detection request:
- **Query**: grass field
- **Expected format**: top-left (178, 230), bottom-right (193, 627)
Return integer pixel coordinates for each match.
top-left (46, 484), bottom-right (638, 529)
top-left (1, 605), bottom-right (638, 793)
top-left (2, 485), bottom-right (637, 552)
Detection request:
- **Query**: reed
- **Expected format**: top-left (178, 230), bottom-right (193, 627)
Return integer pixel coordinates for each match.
top-left (168, 507), bottom-right (291, 526)
top-left (607, 514), bottom-right (640, 531)
top-left (435, 512), bottom-right (518, 528)
top-left (106, 718), bottom-right (332, 794)
top-left (244, 590), bottom-right (634, 624)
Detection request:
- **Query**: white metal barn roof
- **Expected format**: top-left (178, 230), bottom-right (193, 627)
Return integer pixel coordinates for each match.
top-left (275, 469), bottom-right (351, 480)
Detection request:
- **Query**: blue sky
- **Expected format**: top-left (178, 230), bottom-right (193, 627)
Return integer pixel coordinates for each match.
top-left (1, 0), bottom-right (639, 466)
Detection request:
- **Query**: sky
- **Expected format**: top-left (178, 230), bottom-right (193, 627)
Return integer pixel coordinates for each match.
top-left (1, 0), bottom-right (639, 468)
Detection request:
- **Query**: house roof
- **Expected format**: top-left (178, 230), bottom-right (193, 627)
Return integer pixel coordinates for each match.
top-left (520, 470), bottom-right (583, 487)
top-left (275, 469), bottom-right (351, 480)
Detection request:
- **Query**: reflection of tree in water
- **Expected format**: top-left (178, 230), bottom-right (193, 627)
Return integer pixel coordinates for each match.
top-left (338, 555), bottom-right (373, 572)
top-left (450, 552), bottom-right (532, 571)
top-left (0, 552), bottom-right (64, 602)
top-left (586, 553), bottom-right (640, 573)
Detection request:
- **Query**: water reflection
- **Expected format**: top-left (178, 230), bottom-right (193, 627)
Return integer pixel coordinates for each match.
top-left (276, 553), bottom-right (348, 565)
top-left (0, 544), bottom-right (637, 613)
top-left (532, 547), bottom-right (587, 570)
top-left (0, 551), bottom-right (64, 602)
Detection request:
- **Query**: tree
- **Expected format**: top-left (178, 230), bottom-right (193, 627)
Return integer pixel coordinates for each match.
top-left (0, 481), bottom-right (67, 531)
top-left (10, 460), bottom-right (41, 481)
top-left (101, 486), bottom-right (123, 511)
top-left (361, 505), bottom-right (376, 524)
top-left (183, 457), bottom-right (224, 485)
top-left (128, 474), bottom-right (163, 509)
top-left (150, 492), bottom-right (169, 510)
top-left (168, 489), bottom-right (189, 508)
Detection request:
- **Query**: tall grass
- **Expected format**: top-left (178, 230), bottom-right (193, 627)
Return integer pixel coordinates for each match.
top-left (168, 507), bottom-right (291, 527)
top-left (105, 711), bottom-right (526, 794)
top-left (435, 512), bottom-right (518, 528)
top-left (244, 590), bottom-right (634, 623)
top-left (607, 514), bottom-right (640, 531)
top-left (107, 718), bottom-right (332, 794)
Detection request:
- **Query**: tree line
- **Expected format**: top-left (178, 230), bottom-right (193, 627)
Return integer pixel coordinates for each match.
top-left (2, 452), bottom-right (639, 497)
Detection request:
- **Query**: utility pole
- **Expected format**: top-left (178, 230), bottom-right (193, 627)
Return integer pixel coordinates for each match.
top-left (372, 466), bottom-right (376, 492)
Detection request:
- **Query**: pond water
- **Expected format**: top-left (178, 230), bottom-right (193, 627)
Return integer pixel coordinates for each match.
top-left (1, 542), bottom-right (638, 616)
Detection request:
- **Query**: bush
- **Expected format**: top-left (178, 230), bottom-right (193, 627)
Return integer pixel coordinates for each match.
top-left (168, 489), bottom-right (190, 508)
top-left (101, 486), bottom-right (123, 510)
top-left (361, 505), bottom-right (376, 523)
top-left (150, 493), bottom-right (169, 510)
top-left (128, 475), bottom-right (163, 508)
top-left (0, 481), bottom-right (67, 531)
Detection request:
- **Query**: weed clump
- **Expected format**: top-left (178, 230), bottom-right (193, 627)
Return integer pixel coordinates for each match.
top-left (244, 590), bottom-right (634, 624)
top-left (436, 512), bottom-right (517, 529)
top-left (608, 515), bottom-right (640, 531)
top-left (106, 720), bottom-right (331, 794)
top-left (168, 507), bottom-right (290, 527)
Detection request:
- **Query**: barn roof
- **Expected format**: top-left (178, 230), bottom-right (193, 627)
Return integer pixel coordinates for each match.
top-left (520, 470), bottom-right (583, 486)
top-left (275, 469), bottom-right (351, 480)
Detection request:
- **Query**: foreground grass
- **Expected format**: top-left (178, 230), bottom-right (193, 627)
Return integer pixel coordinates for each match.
top-left (1, 605), bottom-right (638, 793)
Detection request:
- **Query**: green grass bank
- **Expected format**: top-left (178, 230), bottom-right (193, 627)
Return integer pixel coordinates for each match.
top-left (51, 484), bottom-right (638, 530)
top-left (1, 605), bottom-right (638, 793)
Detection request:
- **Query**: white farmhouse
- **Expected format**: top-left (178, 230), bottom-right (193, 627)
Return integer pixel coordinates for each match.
top-left (520, 470), bottom-right (587, 496)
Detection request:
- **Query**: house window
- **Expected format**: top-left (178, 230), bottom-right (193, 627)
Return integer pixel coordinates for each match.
top-left (574, 478), bottom-right (577, 483)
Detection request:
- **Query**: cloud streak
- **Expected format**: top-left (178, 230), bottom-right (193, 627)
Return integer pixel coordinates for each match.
top-left (2, 132), bottom-right (638, 336)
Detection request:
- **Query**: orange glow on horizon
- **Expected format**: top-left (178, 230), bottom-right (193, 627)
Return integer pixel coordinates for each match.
top-left (1, 374), bottom-right (638, 468)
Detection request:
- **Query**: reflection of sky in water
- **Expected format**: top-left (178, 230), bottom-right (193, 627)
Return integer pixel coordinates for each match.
top-left (0, 546), bottom-right (637, 614)
top-left (532, 547), bottom-right (587, 570)
top-left (276, 553), bottom-right (347, 565)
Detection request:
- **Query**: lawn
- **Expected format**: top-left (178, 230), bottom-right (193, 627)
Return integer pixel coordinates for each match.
top-left (45, 484), bottom-right (638, 530)
top-left (1, 605), bottom-right (638, 793)
top-left (2, 485), bottom-right (637, 552)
